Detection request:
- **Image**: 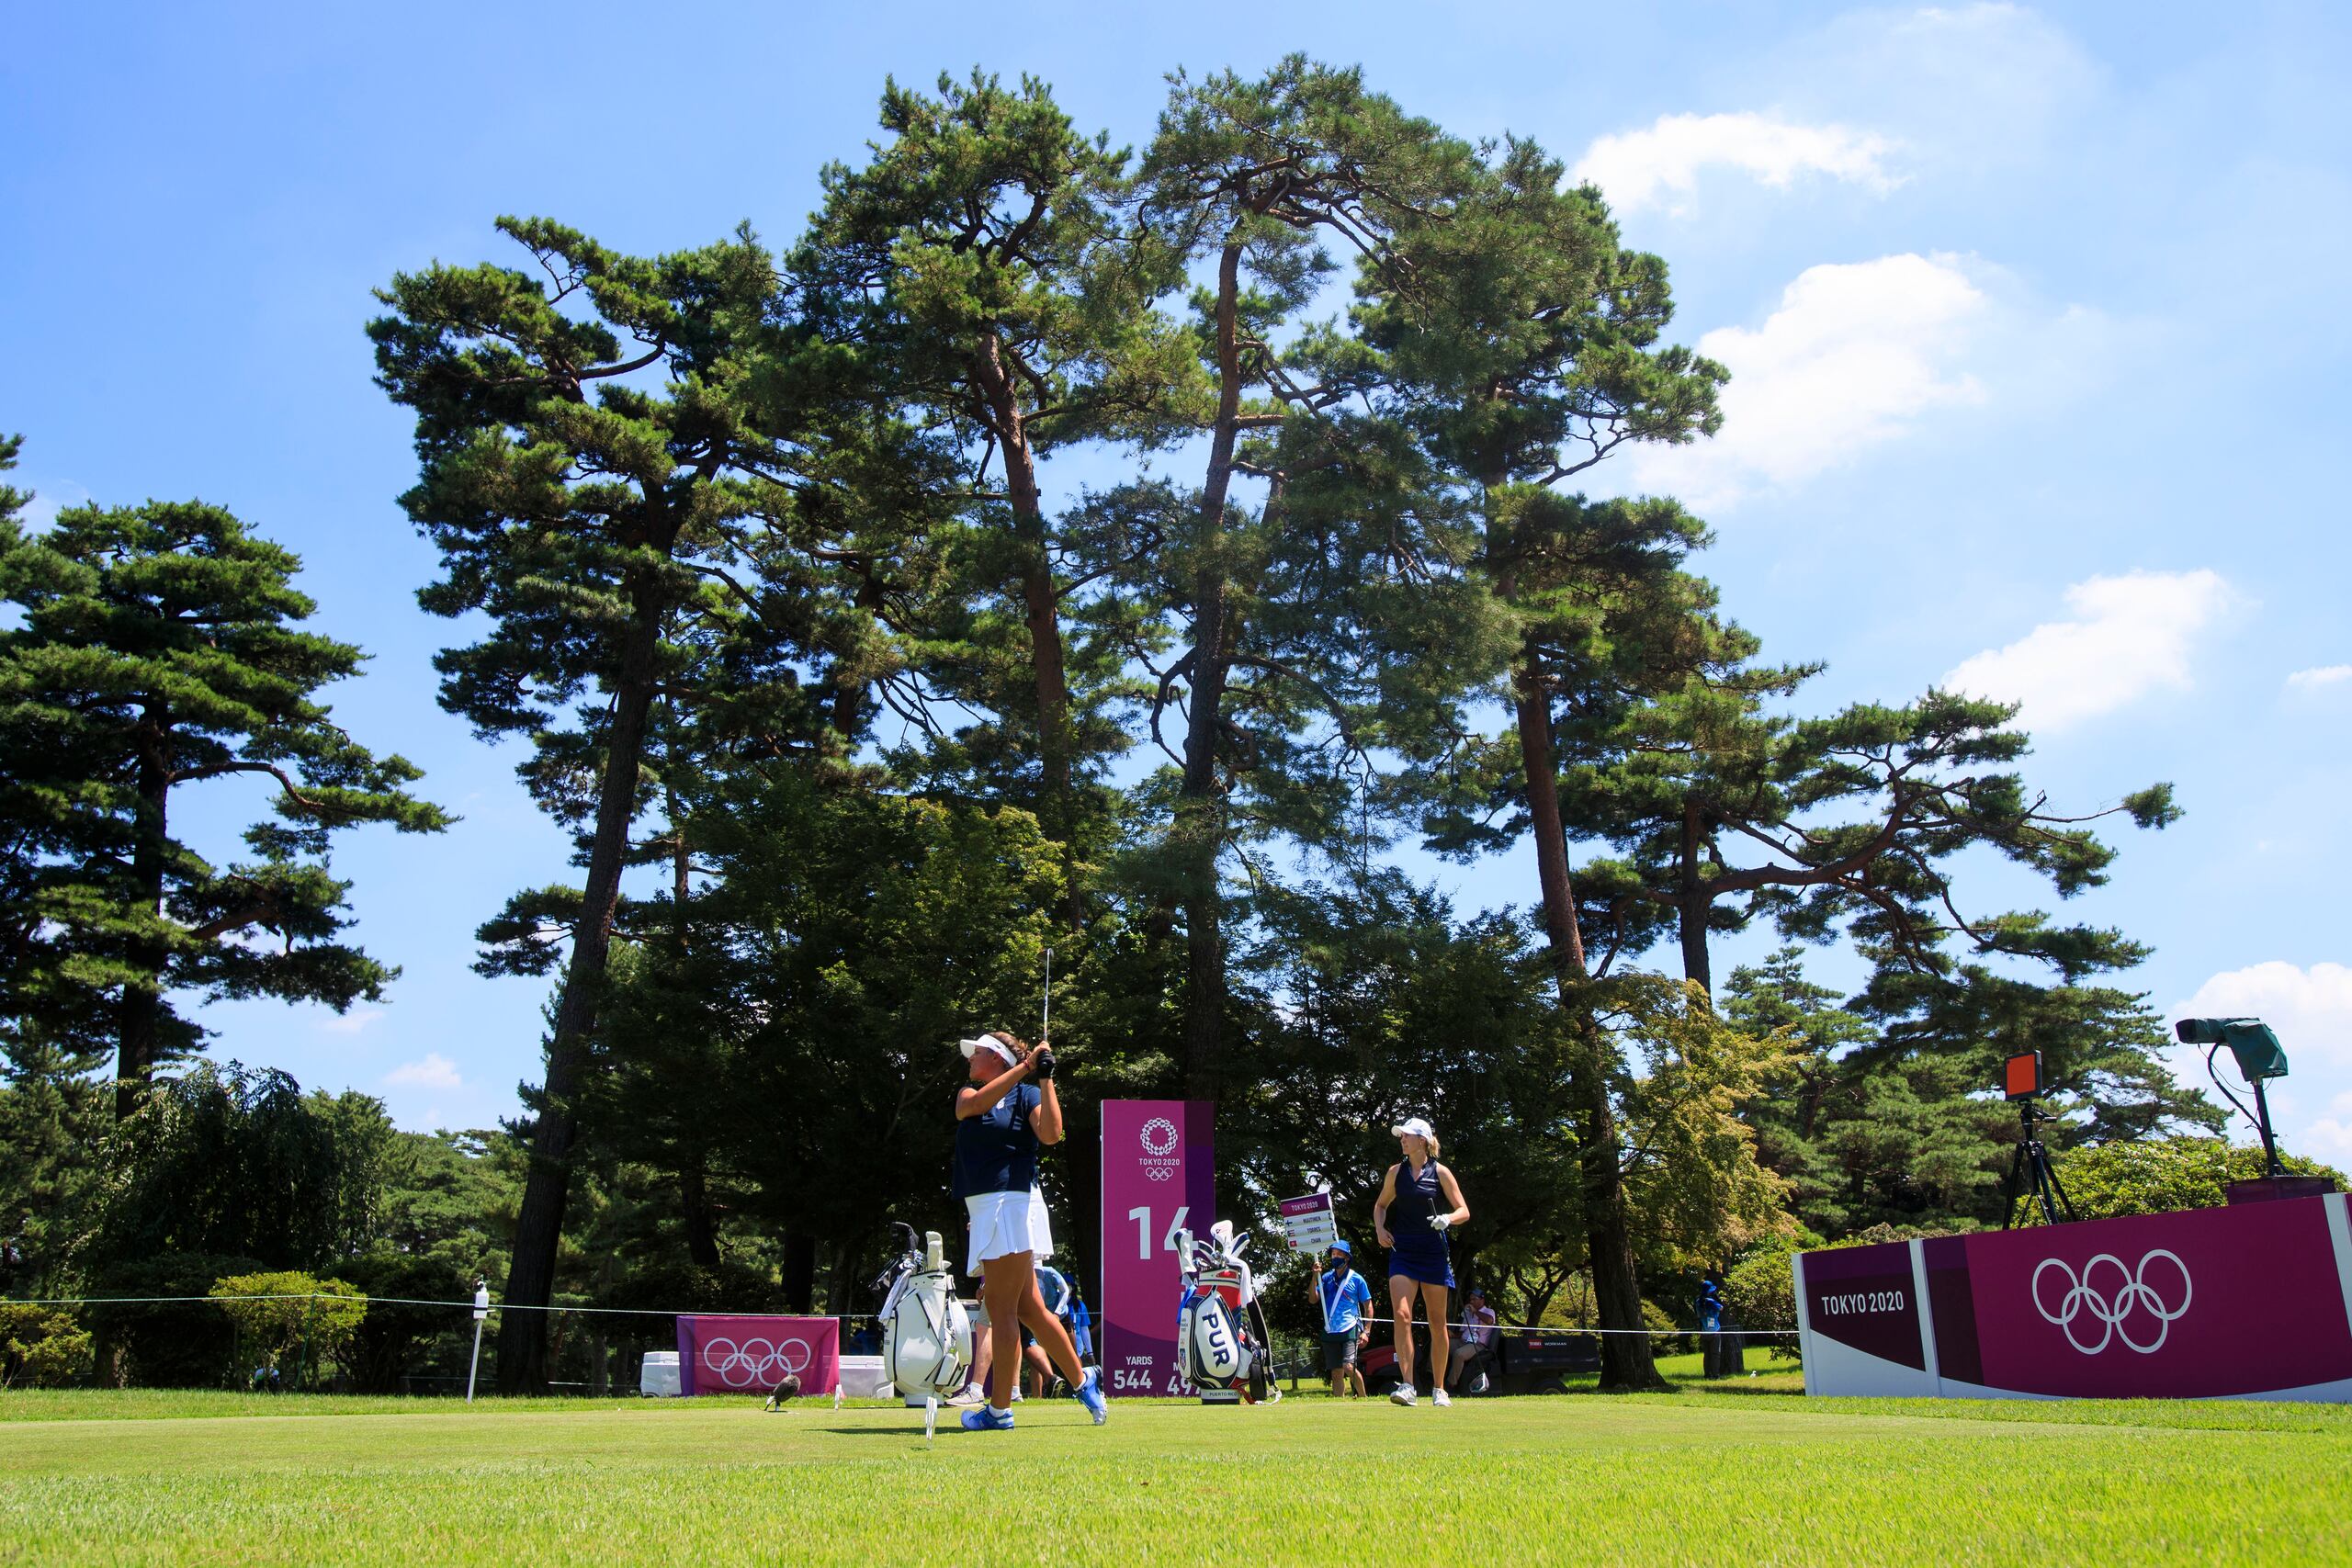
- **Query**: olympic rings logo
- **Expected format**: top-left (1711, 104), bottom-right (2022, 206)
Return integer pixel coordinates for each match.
top-left (2031, 1250), bottom-right (2192, 1355)
top-left (1140, 1118), bottom-right (1179, 1157)
top-left (699, 1335), bottom-right (813, 1388)
top-left (1146, 1167), bottom-right (1173, 1181)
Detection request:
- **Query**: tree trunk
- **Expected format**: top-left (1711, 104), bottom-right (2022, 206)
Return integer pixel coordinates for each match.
top-left (1177, 241), bottom-right (1248, 1100)
top-left (780, 1232), bottom-right (818, 1314)
top-left (1677, 800), bottom-right (1713, 998)
top-left (680, 1157), bottom-right (721, 1271)
top-left (116, 706), bottom-right (170, 1120)
top-left (495, 603), bottom-right (663, 1393)
top-left (975, 336), bottom-right (1075, 841)
top-left (1510, 657), bottom-right (1668, 1393)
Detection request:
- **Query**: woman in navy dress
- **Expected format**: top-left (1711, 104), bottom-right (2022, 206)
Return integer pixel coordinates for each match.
top-left (1372, 1115), bottom-right (1470, 1407)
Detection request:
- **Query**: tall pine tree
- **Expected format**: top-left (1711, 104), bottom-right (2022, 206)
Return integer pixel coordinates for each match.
top-left (0, 480), bottom-right (446, 1117)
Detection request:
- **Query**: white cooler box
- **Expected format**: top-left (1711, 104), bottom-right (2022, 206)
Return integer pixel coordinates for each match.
top-left (639, 1350), bottom-right (682, 1397)
top-left (835, 1354), bottom-right (890, 1399)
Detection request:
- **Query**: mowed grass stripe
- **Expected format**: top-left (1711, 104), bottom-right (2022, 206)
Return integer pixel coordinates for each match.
top-left (3, 1396), bottom-right (2350, 1564)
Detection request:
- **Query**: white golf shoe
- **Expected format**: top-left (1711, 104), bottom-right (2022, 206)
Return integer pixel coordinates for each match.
top-left (1389, 1386), bottom-right (1416, 1407)
top-left (1433, 1389), bottom-right (1452, 1408)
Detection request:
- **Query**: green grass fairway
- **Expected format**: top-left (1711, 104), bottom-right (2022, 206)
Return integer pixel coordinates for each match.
top-left (6, 1389), bottom-right (2349, 1565)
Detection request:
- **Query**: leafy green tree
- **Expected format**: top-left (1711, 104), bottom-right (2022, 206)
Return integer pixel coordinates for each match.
top-left (800, 72), bottom-right (1194, 850)
top-left (0, 492), bottom-right (446, 1114)
top-left (370, 216), bottom-right (944, 1388)
top-left (1603, 689), bottom-right (2176, 998)
top-left (1725, 949), bottom-right (2006, 1234)
top-left (1238, 871), bottom-right (1588, 1296)
top-left (0, 1043), bottom-right (109, 1296)
top-left (1724, 947), bottom-right (2222, 1235)
top-left (1611, 976), bottom-right (1796, 1275)
top-left (85, 1062), bottom-right (393, 1272)
top-left (584, 772), bottom-right (1067, 1310)
top-left (1363, 137), bottom-right (1727, 1389)
top-left (1120, 58), bottom-right (1487, 1095)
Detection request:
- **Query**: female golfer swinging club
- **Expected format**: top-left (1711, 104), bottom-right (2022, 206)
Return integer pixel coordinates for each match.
top-left (953, 1029), bottom-right (1109, 1430)
top-left (1372, 1115), bottom-right (1470, 1407)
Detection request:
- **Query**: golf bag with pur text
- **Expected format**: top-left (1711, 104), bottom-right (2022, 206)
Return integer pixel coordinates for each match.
top-left (875, 1224), bottom-right (972, 1399)
top-left (1175, 1221), bottom-right (1279, 1404)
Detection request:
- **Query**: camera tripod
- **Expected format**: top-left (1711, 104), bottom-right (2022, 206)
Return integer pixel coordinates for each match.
top-left (2001, 1098), bottom-right (2077, 1229)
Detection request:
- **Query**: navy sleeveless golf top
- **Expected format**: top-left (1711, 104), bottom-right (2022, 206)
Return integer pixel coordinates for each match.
top-left (953, 1083), bottom-right (1042, 1199)
top-left (1389, 1157), bottom-right (1443, 1230)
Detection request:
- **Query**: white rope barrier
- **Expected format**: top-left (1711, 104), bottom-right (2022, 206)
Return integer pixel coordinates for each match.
top-left (14, 1295), bottom-right (1799, 1336)
top-left (1357, 1314), bottom-right (1794, 1337)
top-left (9, 1292), bottom-right (694, 1315)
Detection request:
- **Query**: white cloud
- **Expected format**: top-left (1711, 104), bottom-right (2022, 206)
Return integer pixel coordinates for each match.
top-left (2304, 1111), bottom-right (2352, 1169)
top-left (2174, 964), bottom-right (2352, 1167)
top-left (384, 1053), bottom-right (463, 1090)
top-left (1624, 253), bottom-right (1988, 507)
top-left (322, 1007), bottom-right (386, 1035)
top-left (2175, 964), bottom-right (2352, 1071)
top-left (1942, 570), bottom-right (2235, 731)
top-left (2285, 665), bottom-right (2352, 693)
top-left (1572, 111), bottom-right (1901, 215)
top-left (1756, 4), bottom-right (2099, 173)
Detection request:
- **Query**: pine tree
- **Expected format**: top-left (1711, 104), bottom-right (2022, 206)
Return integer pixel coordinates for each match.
top-left (1363, 139), bottom-right (1727, 1389)
top-left (0, 481), bottom-right (446, 1116)
top-left (1126, 58), bottom-right (1482, 1095)
top-left (798, 72), bottom-right (1196, 852)
top-left (370, 217), bottom-right (942, 1388)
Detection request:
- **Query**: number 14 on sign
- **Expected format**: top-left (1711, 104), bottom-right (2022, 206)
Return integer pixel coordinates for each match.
top-left (1128, 1205), bottom-right (1191, 1258)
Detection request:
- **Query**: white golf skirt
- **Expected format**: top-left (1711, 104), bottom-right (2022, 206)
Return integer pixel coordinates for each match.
top-left (966, 1187), bottom-right (1054, 1275)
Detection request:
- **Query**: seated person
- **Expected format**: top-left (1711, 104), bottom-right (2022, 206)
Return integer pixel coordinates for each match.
top-left (1446, 1285), bottom-right (1498, 1393)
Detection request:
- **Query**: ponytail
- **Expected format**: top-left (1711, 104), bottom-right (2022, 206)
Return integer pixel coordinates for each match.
top-left (1426, 1132), bottom-right (1442, 1159)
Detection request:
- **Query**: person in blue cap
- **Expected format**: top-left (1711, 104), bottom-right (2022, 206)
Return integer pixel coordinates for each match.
top-left (1310, 1238), bottom-right (1374, 1396)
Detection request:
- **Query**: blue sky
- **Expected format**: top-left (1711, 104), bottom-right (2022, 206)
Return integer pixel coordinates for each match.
top-left (5, 3), bottom-right (2347, 1160)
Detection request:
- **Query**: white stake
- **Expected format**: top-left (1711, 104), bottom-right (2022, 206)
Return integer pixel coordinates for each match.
top-left (466, 1280), bottom-right (491, 1403)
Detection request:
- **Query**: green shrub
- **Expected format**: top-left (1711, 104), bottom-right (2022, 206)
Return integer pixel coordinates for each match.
top-left (210, 1272), bottom-right (368, 1389)
top-left (2040, 1136), bottom-right (2342, 1224)
top-left (1641, 1297), bottom-right (1687, 1355)
top-left (87, 1252), bottom-right (269, 1387)
top-left (1723, 1249), bottom-right (1795, 1349)
top-left (0, 1303), bottom-right (93, 1387)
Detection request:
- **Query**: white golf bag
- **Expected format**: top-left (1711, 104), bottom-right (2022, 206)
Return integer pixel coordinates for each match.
top-left (1175, 1220), bottom-right (1278, 1404)
top-left (875, 1224), bottom-right (972, 1401)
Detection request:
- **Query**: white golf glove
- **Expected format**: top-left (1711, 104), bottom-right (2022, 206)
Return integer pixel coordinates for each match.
top-left (1427, 1214), bottom-right (1450, 1233)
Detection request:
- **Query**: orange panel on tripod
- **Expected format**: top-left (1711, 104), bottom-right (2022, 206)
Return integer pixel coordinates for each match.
top-left (2003, 1052), bottom-right (2041, 1100)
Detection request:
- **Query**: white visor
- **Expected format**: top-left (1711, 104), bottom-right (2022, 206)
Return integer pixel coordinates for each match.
top-left (957, 1034), bottom-right (1020, 1068)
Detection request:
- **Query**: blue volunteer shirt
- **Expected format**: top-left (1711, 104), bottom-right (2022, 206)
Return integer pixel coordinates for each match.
top-left (1319, 1267), bottom-right (1373, 1335)
top-left (1035, 1263), bottom-right (1070, 1318)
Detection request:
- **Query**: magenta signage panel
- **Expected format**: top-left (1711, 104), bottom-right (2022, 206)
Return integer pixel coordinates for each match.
top-left (675, 1314), bottom-right (840, 1396)
top-left (1798, 1191), bottom-right (2352, 1402)
top-left (1100, 1099), bottom-right (1216, 1397)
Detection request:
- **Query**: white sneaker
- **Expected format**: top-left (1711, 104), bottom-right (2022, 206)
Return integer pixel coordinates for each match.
top-left (1389, 1386), bottom-right (1416, 1407)
top-left (1011, 1388), bottom-right (1024, 1402)
top-left (946, 1388), bottom-right (986, 1407)
top-left (1433, 1390), bottom-right (1452, 1408)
